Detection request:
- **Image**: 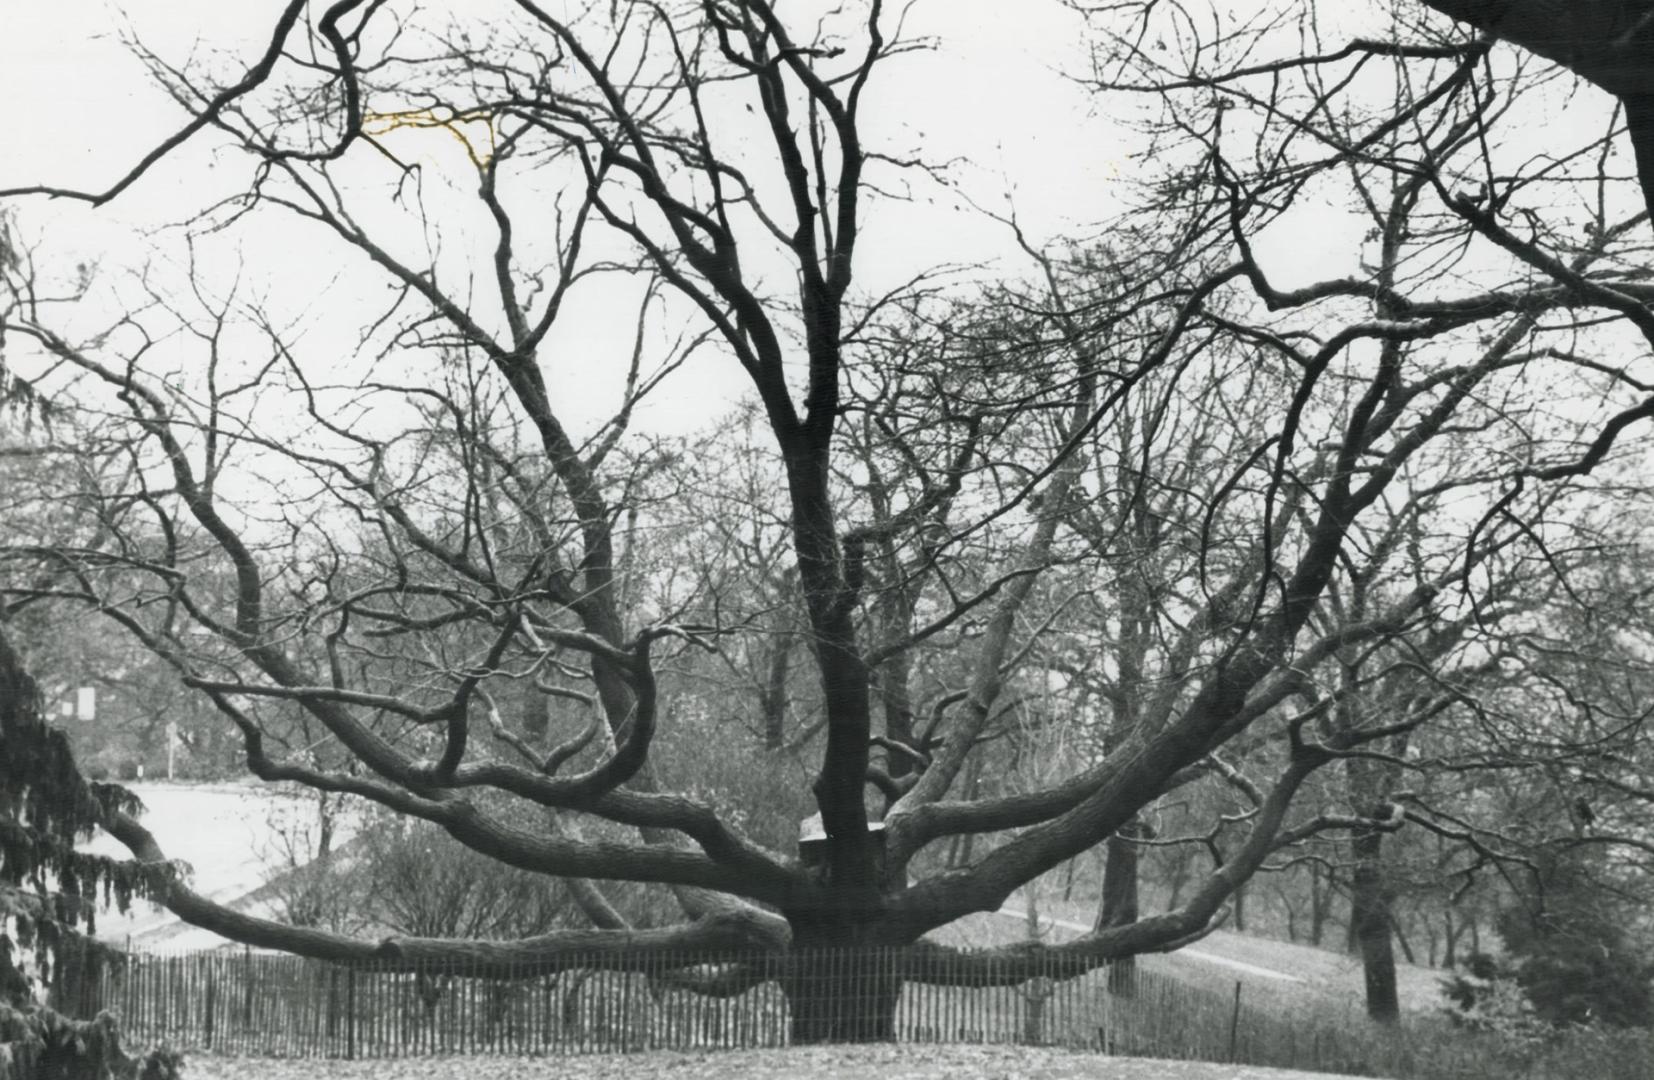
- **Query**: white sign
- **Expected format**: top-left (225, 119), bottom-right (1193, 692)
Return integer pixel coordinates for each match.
top-left (76, 686), bottom-right (96, 721)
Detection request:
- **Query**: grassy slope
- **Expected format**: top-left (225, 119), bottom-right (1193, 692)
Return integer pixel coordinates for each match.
top-left (78, 781), bottom-right (362, 947)
top-left (933, 894), bottom-right (1448, 1021)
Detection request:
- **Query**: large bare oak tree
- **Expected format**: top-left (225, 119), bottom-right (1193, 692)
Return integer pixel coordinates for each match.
top-left (5, 0), bottom-right (1654, 1041)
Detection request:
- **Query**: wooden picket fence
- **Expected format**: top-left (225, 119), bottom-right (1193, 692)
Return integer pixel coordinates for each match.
top-left (46, 946), bottom-right (1426, 1074)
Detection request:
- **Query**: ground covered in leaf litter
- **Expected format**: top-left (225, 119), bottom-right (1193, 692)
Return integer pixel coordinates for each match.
top-left (181, 1045), bottom-right (1359, 1079)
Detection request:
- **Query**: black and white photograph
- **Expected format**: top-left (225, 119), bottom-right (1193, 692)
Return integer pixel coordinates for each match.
top-left (3, 3), bottom-right (1654, 1077)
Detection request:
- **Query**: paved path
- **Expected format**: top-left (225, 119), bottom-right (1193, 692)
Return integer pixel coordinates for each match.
top-left (993, 908), bottom-right (1306, 983)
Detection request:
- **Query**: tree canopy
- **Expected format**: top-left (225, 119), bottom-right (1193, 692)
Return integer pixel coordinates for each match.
top-left (3, 0), bottom-right (1654, 1043)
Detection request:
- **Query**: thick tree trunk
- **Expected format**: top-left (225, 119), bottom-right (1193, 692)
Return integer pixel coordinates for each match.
top-left (781, 439), bottom-right (879, 899)
top-left (782, 918), bottom-right (904, 1043)
top-left (782, 952), bottom-right (901, 1043)
top-left (1349, 823), bottom-right (1400, 1023)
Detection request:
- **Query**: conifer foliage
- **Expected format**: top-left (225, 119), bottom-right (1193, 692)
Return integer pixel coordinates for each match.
top-left (0, 627), bottom-right (180, 1079)
top-left (1494, 859), bottom-right (1654, 1029)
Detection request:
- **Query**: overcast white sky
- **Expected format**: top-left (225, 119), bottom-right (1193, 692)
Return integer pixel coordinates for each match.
top-left (1, 2), bottom-right (1110, 202)
top-left (1, 1), bottom-right (1160, 436)
top-left (0, 2), bottom-right (1129, 278)
top-left (1, 1), bottom-right (1623, 441)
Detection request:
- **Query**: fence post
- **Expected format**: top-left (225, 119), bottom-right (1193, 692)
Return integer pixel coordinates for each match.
top-left (79, 939), bottom-right (1228, 1063)
top-left (347, 967), bottom-right (357, 1061)
top-left (1096, 964), bottom-right (1108, 1054)
top-left (1228, 979), bottom-right (1243, 1063)
top-left (205, 959), bottom-right (216, 1050)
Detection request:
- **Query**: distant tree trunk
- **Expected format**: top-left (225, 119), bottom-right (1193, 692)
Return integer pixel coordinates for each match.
top-left (760, 633), bottom-right (794, 752)
top-left (1021, 888), bottom-right (1052, 1041)
top-left (1390, 912), bottom-right (1417, 966)
top-left (945, 756), bottom-right (985, 869)
top-left (1162, 849), bottom-right (1192, 913)
top-left (1443, 907), bottom-right (1469, 968)
top-left (1308, 861), bottom-right (1332, 947)
top-left (1233, 879), bottom-right (1248, 933)
top-left (1277, 881), bottom-right (1300, 942)
top-left (878, 645), bottom-right (916, 778)
top-left (1338, 655), bottom-right (1404, 1024)
top-left (1096, 824), bottom-right (1142, 929)
top-left (1349, 819), bottom-right (1400, 1023)
top-left (868, 496), bottom-right (921, 780)
top-left (519, 689), bottom-right (549, 741)
top-left (1097, 817), bottom-right (1147, 993)
top-left (316, 791), bottom-right (337, 860)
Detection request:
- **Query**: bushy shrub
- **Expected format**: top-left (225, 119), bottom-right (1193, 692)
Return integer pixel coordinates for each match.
top-left (1497, 895), bottom-right (1654, 1028)
top-left (0, 1005), bottom-right (181, 1080)
top-left (1439, 951), bottom-right (1550, 1041)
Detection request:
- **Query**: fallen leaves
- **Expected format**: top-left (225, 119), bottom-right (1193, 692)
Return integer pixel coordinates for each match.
top-left (180, 1045), bottom-right (1363, 1080)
